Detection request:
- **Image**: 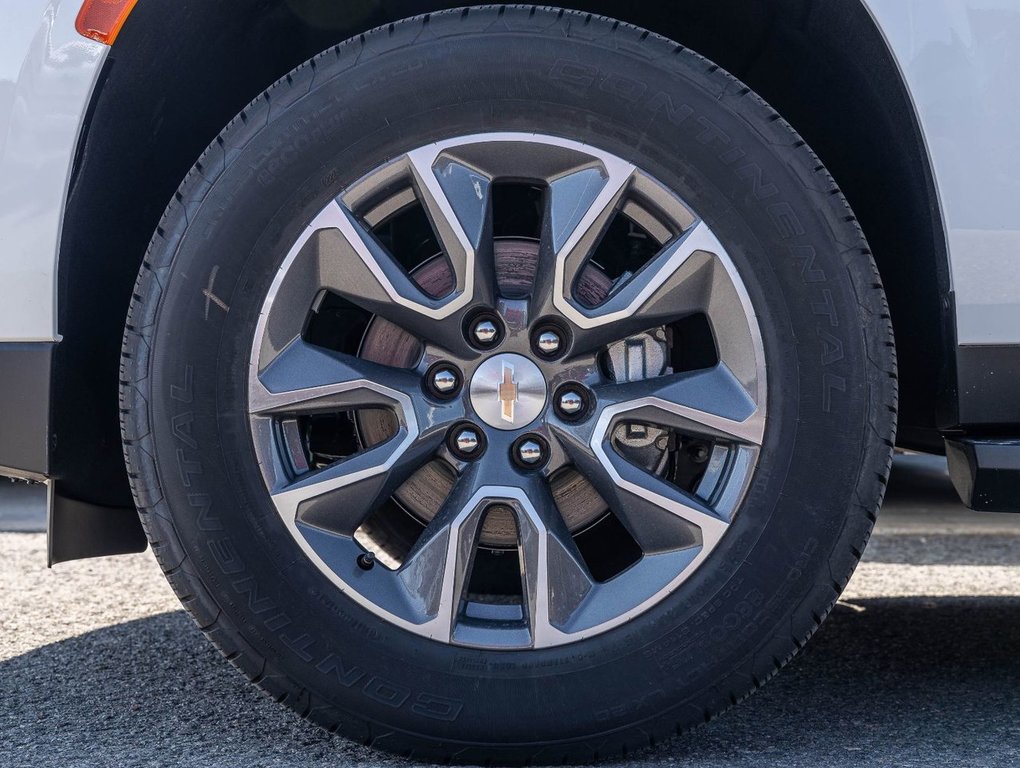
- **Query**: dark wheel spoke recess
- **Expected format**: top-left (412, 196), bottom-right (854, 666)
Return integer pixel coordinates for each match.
top-left (249, 133), bottom-right (767, 649)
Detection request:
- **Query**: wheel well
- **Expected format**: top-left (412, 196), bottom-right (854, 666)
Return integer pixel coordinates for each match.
top-left (54, 0), bottom-right (949, 509)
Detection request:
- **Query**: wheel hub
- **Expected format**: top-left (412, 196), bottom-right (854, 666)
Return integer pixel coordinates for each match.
top-left (469, 353), bottom-right (547, 430)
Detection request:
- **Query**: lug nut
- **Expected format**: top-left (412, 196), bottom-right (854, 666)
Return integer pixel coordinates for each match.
top-left (449, 423), bottom-right (486, 460)
top-left (554, 384), bottom-right (591, 421)
top-left (433, 369), bottom-right (458, 393)
top-left (454, 428), bottom-right (481, 455)
top-left (536, 330), bottom-right (561, 356)
top-left (557, 389), bottom-right (584, 416)
top-left (533, 325), bottom-right (567, 358)
top-left (472, 319), bottom-right (499, 345)
top-left (428, 365), bottom-right (461, 398)
top-left (516, 438), bottom-right (544, 466)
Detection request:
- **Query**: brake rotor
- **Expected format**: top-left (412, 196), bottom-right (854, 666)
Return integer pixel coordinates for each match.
top-left (357, 237), bottom-right (612, 549)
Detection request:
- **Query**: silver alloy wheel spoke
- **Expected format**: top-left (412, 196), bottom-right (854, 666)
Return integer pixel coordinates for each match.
top-left (267, 146), bottom-right (500, 357)
top-left (250, 336), bottom-right (421, 417)
top-left (562, 222), bottom-right (726, 355)
top-left (398, 463), bottom-right (488, 640)
top-left (594, 443), bottom-right (730, 549)
top-left (531, 156), bottom-right (636, 317)
top-left (398, 467), bottom-right (593, 645)
top-left (595, 364), bottom-right (765, 447)
top-left (405, 146), bottom-right (497, 311)
top-left (550, 364), bottom-right (763, 553)
top-left (273, 428), bottom-right (441, 535)
top-left (552, 428), bottom-right (719, 554)
top-left (515, 474), bottom-right (594, 645)
top-left (307, 201), bottom-right (489, 355)
top-left (251, 340), bottom-right (454, 536)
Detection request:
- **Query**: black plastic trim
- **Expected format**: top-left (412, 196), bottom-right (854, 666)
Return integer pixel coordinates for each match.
top-left (48, 486), bottom-right (147, 565)
top-left (952, 345), bottom-right (1020, 428)
top-left (0, 342), bottom-right (54, 479)
top-left (945, 437), bottom-right (1020, 513)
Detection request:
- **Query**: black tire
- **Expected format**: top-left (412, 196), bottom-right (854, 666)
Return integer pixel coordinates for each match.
top-left (120, 6), bottom-right (896, 763)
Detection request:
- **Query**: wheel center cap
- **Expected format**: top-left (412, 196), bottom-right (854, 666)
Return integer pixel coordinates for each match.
top-left (469, 353), bottom-right (547, 430)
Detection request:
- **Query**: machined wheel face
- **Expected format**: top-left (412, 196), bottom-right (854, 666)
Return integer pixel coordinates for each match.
top-left (248, 134), bottom-right (767, 649)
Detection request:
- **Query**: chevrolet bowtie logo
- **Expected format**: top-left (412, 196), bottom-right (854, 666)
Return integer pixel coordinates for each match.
top-left (498, 362), bottom-right (519, 423)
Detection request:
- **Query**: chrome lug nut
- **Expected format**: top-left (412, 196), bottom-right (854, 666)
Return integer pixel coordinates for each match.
top-left (536, 330), bottom-right (561, 355)
top-left (554, 384), bottom-right (590, 421)
top-left (454, 428), bottom-right (481, 455)
top-left (516, 438), bottom-right (544, 466)
top-left (426, 362), bottom-right (462, 399)
top-left (472, 319), bottom-right (499, 345)
top-left (449, 423), bottom-right (486, 460)
top-left (557, 389), bottom-right (584, 416)
top-left (431, 368), bottom-right (459, 395)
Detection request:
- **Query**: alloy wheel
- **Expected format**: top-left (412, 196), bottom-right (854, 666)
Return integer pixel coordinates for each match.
top-left (248, 133), bottom-right (767, 649)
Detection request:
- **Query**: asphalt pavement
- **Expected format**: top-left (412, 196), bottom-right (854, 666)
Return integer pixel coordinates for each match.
top-left (2, 456), bottom-right (1019, 767)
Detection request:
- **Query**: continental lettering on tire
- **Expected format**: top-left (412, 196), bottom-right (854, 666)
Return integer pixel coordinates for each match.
top-left (793, 246), bottom-right (826, 284)
top-left (170, 364), bottom-right (194, 403)
top-left (187, 493), bottom-right (222, 532)
top-left (171, 410), bottom-right (197, 449)
top-left (549, 59), bottom-right (697, 129)
top-left (176, 448), bottom-right (203, 488)
top-left (317, 654), bottom-right (464, 721)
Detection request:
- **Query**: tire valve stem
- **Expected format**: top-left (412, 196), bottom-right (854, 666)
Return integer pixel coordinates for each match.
top-left (357, 552), bottom-right (376, 571)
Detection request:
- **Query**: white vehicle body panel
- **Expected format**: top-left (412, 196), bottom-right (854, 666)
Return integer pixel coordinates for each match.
top-left (0, 0), bottom-right (1017, 345)
top-left (0, 0), bottom-right (105, 342)
top-left (864, 0), bottom-right (1020, 345)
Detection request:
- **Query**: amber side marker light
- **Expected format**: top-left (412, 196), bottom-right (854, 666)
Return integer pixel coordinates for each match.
top-left (75, 0), bottom-right (139, 46)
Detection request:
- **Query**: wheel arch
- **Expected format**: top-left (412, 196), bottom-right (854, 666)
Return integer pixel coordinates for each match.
top-left (52, 0), bottom-right (949, 557)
